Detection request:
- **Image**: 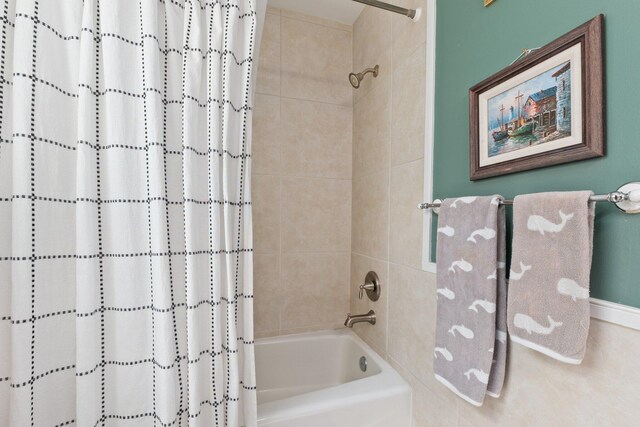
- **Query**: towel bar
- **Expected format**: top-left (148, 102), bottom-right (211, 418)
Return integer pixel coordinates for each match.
top-left (418, 182), bottom-right (640, 215)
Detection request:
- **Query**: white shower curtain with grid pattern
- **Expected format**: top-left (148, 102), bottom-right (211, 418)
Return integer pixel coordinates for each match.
top-left (0, 0), bottom-right (260, 425)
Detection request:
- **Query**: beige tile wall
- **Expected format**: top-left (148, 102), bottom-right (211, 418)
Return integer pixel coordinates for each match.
top-left (252, 7), bottom-right (353, 338)
top-left (350, 2), bottom-right (640, 426)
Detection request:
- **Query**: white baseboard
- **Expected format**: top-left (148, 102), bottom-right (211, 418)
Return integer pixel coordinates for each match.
top-left (590, 298), bottom-right (640, 331)
top-left (422, 261), bottom-right (437, 274)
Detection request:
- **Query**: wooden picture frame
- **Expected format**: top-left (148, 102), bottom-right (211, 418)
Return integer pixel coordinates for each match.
top-left (469, 15), bottom-right (604, 180)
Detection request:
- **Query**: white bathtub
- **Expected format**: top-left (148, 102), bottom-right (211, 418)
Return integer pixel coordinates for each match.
top-left (255, 329), bottom-right (411, 427)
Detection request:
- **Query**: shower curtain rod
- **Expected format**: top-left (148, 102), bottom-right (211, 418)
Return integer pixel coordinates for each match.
top-left (351, 0), bottom-right (418, 20)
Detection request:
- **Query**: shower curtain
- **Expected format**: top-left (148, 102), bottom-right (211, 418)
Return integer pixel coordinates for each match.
top-left (0, 0), bottom-right (263, 425)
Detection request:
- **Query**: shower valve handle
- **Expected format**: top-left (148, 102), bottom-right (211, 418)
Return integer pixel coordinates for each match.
top-left (357, 271), bottom-right (381, 301)
top-left (359, 283), bottom-right (375, 299)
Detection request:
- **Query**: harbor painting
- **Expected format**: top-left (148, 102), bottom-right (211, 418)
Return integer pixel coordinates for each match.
top-left (469, 14), bottom-right (605, 181)
top-left (487, 61), bottom-right (571, 158)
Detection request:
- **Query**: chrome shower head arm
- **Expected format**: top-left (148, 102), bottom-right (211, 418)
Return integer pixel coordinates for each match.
top-left (348, 65), bottom-right (379, 89)
top-left (361, 65), bottom-right (379, 78)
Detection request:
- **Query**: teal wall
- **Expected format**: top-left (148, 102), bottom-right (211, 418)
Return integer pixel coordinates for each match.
top-left (432, 0), bottom-right (640, 307)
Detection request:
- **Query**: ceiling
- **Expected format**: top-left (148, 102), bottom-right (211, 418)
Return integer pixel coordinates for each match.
top-left (268, 0), bottom-right (365, 25)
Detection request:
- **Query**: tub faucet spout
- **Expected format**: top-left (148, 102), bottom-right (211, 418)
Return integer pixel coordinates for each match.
top-left (344, 310), bottom-right (376, 328)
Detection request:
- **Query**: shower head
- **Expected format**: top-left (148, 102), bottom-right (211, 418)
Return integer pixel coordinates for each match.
top-left (349, 73), bottom-right (361, 88)
top-left (348, 65), bottom-right (379, 89)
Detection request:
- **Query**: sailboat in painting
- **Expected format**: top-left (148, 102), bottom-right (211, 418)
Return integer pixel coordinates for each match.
top-left (507, 90), bottom-right (535, 137)
top-left (492, 104), bottom-right (508, 142)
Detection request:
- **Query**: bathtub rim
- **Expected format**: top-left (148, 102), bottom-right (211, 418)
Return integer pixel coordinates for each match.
top-left (255, 328), bottom-right (411, 425)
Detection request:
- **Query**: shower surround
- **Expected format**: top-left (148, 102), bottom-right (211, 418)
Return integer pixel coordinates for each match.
top-left (252, 7), bottom-right (353, 338)
top-left (254, 1), bottom-right (640, 426)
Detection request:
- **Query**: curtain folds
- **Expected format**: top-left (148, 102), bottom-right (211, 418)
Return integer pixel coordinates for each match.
top-left (0, 0), bottom-right (260, 425)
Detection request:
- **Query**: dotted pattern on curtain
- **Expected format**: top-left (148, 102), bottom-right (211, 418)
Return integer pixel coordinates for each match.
top-left (0, 0), bottom-right (258, 425)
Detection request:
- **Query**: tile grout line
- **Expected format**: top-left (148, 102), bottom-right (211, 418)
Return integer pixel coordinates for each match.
top-left (256, 250), bottom-right (353, 256)
top-left (255, 90), bottom-right (352, 109)
top-left (253, 173), bottom-right (352, 182)
top-left (280, 14), bottom-right (352, 35)
top-left (385, 17), bottom-right (395, 360)
top-left (280, 94), bottom-right (353, 108)
top-left (351, 251), bottom-right (426, 273)
top-left (277, 11), bottom-right (283, 336)
top-left (350, 19), bottom-right (356, 327)
top-left (278, 10), bottom-right (282, 100)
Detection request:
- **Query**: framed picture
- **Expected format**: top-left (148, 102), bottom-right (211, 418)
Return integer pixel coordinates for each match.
top-left (469, 15), bottom-right (604, 180)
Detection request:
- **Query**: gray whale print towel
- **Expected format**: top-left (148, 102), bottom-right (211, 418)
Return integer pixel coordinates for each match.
top-left (434, 196), bottom-right (507, 406)
top-left (507, 191), bottom-right (595, 364)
